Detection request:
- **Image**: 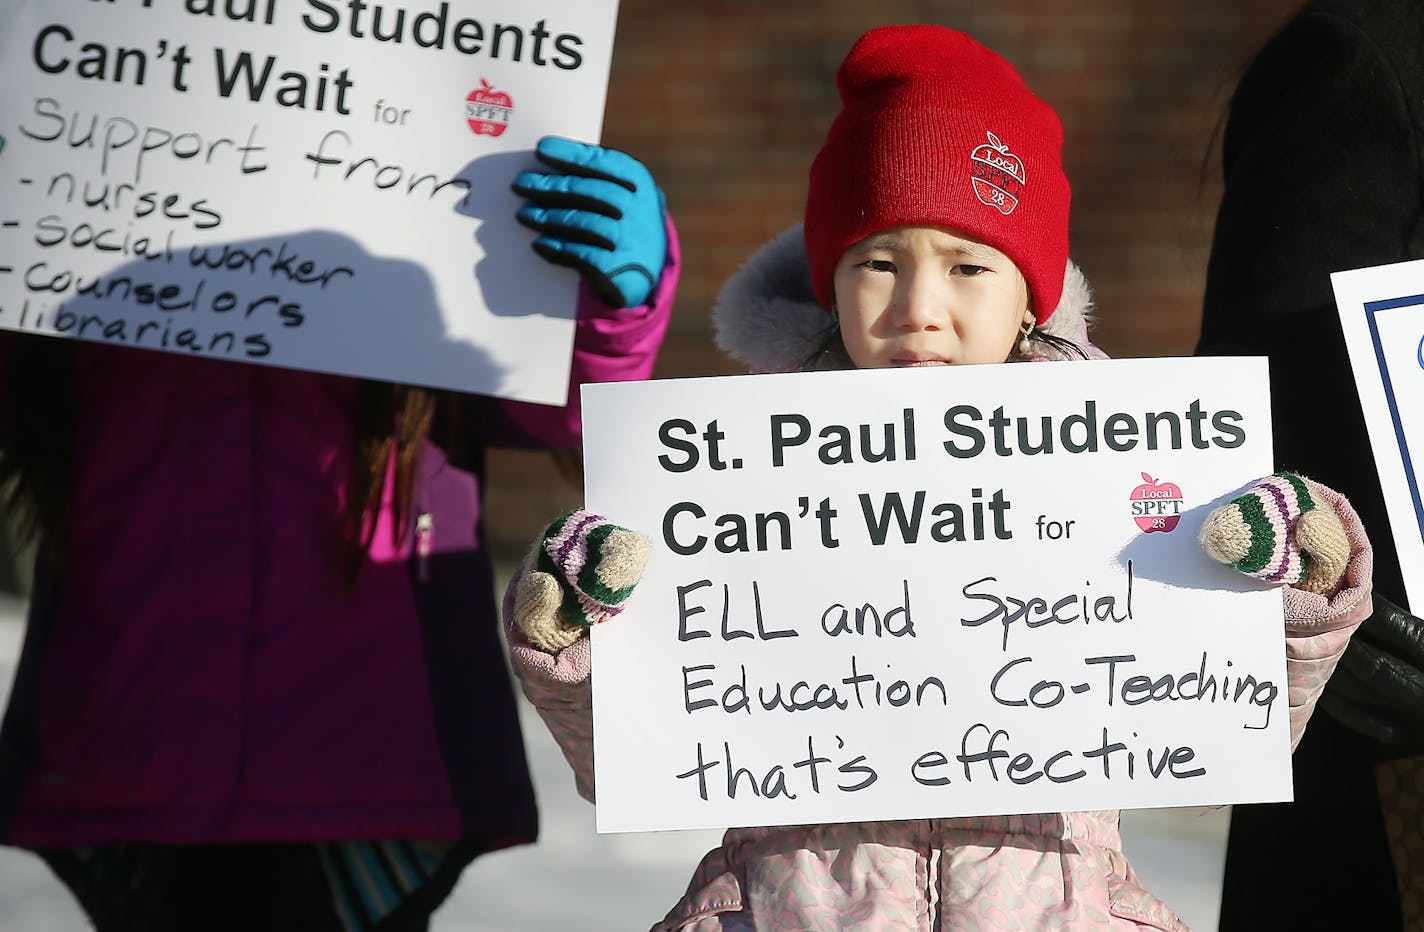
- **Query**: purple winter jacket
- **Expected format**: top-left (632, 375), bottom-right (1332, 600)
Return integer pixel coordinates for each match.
top-left (0, 223), bottom-right (678, 851)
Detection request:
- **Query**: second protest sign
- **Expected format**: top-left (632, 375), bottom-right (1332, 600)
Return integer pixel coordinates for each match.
top-left (0, 0), bottom-right (620, 403)
top-left (582, 356), bottom-right (1286, 834)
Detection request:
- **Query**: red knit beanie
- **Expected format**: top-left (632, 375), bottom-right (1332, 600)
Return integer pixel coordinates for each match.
top-left (805, 25), bottom-right (1071, 324)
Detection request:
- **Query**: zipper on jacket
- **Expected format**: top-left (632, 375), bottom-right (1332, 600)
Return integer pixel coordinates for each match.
top-left (926, 820), bottom-right (941, 928)
top-left (416, 512), bottom-right (434, 581)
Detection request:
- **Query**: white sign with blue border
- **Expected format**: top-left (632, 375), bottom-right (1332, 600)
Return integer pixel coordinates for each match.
top-left (1334, 259), bottom-right (1424, 608)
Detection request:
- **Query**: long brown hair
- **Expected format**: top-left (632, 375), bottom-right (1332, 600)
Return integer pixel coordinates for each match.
top-left (342, 380), bottom-right (442, 584)
top-left (0, 335), bottom-right (443, 588)
top-left (0, 335), bottom-right (75, 568)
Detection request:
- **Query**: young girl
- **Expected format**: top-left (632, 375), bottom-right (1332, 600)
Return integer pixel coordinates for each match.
top-left (503, 26), bottom-right (1375, 930)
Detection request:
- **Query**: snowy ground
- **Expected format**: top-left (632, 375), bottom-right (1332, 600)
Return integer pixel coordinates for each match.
top-left (0, 593), bottom-right (1228, 930)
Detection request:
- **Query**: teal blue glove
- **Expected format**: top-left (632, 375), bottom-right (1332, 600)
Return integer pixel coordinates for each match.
top-left (512, 136), bottom-right (667, 309)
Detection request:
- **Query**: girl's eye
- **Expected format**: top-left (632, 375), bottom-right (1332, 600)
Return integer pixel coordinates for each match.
top-left (953, 264), bottom-right (988, 276)
top-left (859, 259), bottom-right (896, 273)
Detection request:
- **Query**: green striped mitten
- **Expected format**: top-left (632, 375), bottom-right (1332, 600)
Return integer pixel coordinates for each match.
top-left (513, 510), bottom-right (651, 654)
top-left (1199, 472), bottom-right (1350, 594)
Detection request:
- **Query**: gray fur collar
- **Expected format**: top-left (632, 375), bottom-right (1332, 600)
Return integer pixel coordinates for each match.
top-left (712, 224), bottom-right (1097, 373)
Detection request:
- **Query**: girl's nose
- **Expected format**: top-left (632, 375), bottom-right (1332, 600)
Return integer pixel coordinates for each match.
top-left (894, 271), bottom-right (948, 332)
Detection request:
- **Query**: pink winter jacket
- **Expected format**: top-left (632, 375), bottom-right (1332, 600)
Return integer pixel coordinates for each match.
top-left (504, 227), bottom-right (1374, 931)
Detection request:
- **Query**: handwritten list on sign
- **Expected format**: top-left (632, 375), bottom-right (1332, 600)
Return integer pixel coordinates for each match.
top-left (0, 0), bottom-right (620, 404)
top-left (581, 357), bottom-right (1287, 834)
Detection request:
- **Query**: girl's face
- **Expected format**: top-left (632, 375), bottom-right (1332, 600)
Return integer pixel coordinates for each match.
top-left (832, 226), bottom-right (1030, 368)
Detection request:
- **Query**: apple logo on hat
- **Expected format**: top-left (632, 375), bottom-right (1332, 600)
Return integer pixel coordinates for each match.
top-left (970, 131), bottom-right (1025, 216)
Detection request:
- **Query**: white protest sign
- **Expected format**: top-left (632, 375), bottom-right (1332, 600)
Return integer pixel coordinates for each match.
top-left (582, 357), bottom-right (1286, 834)
top-left (0, 0), bottom-right (620, 404)
top-left (1334, 259), bottom-right (1424, 609)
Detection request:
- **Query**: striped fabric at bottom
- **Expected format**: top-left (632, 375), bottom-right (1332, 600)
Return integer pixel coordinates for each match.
top-left (318, 839), bottom-right (455, 932)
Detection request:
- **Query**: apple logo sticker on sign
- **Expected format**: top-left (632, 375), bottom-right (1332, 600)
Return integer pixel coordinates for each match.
top-left (466, 78), bottom-right (514, 137)
top-left (1130, 472), bottom-right (1184, 533)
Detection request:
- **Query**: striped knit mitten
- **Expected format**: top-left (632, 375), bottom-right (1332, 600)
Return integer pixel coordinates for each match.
top-left (1199, 472), bottom-right (1350, 595)
top-left (513, 510), bottom-right (651, 654)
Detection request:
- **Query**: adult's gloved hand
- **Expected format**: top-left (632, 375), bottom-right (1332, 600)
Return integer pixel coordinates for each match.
top-left (511, 136), bottom-right (667, 309)
top-left (1199, 472), bottom-right (1351, 594)
top-left (1318, 594), bottom-right (1424, 749)
top-left (513, 510), bottom-right (651, 654)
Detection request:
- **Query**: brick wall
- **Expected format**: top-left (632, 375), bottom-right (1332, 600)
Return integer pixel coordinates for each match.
top-left (485, 1), bottom-right (1305, 559)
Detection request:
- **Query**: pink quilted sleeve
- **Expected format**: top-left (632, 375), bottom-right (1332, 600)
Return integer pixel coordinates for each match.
top-left (492, 216), bottom-right (679, 449)
top-left (1282, 478), bottom-right (1374, 750)
top-left (501, 560), bottom-right (598, 803)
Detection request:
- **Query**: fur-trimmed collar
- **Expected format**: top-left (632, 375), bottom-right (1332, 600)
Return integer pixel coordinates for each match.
top-left (712, 224), bottom-right (1100, 373)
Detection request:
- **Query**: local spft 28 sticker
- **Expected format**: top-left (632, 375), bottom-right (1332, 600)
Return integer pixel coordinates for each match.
top-left (1130, 472), bottom-right (1183, 533)
top-left (466, 78), bottom-right (513, 136)
top-left (970, 131), bottom-right (1024, 215)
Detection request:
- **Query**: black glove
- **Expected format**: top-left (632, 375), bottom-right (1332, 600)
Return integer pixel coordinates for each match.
top-left (1320, 594), bottom-right (1424, 752)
